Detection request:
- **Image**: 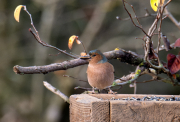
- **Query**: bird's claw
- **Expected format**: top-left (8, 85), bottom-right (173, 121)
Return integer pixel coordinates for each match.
top-left (108, 88), bottom-right (116, 94)
top-left (88, 91), bottom-right (96, 94)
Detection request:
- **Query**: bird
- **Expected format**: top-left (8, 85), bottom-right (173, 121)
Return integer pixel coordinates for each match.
top-left (86, 50), bottom-right (114, 93)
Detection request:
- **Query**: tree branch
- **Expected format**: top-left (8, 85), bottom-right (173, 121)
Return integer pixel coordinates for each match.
top-left (43, 81), bottom-right (69, 103)
top-left (164, 8), bottom-right (180, 30)
top-left (13, 49), bottom-right (143, 74)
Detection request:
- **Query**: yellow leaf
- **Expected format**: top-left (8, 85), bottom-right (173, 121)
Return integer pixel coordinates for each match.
top-left (114, 47), bottom-right (120, 51)
top-left (68, 35), bottom-right (79, 50)
top-left (14, 5), bottom-right (24, 22)
top-left (150, 0), bottom-right (159, 12)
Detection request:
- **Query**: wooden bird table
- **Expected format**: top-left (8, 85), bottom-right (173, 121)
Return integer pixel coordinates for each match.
top-left (70, 94), bottom-right (180, 122)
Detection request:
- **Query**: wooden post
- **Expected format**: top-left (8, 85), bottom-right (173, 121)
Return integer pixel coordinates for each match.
top-left (70, 94), bottom-right (180, 122)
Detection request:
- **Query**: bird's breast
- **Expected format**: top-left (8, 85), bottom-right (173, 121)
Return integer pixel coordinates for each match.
top-left (87, 62), bottom-right (114, 89)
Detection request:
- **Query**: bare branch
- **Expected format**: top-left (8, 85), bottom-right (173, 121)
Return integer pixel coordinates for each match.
top-left (13, 49), bottom-right (143, 74)
top-left (144, 0), bottom-right (172, 73)
top-left (29, 29), bottom-right (78, 58)
top-left (122, 0), bottom-right (150, 38)
top-left (155, 43), bottom-right (174, 52)
top-left (23, 5), bottom-right (78, 59)
top-left (164, 8), bottom-right (180, 30)
top-left (43, 81), bottom-right (69, 103)
top-left (112, 66), bottom-right (145, 86)
top-left (63, 75), bottom-right (87, 82)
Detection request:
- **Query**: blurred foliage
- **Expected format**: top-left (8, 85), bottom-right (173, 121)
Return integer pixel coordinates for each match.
top-left (0, 0), bottom-right (180, 122)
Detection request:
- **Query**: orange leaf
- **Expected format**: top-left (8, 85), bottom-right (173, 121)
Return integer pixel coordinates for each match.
top-left (80, 52), bottom-right (87, 56)
top-left (68, 35), bottom-right (78, 50)
top-left (172, 74), bottom-right (176, 79)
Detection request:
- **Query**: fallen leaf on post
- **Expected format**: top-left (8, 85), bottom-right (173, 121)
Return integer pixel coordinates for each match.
top-left (14, 5), bottom-right (24, 22)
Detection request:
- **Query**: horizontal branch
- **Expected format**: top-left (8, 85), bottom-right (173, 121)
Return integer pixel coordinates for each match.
top-left (13, 49), bottom-right (143, 75)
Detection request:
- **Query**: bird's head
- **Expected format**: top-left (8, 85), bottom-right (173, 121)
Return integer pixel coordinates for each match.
top-left (88, 50), bottom-right (107, 64)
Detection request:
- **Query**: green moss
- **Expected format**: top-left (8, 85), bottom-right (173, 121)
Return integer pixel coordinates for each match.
top-left (135, 69), bottom-right (141, 75)
top-left (112, 82), bottom-right (117, 86)
top-left (176, 74), bottom-right (180, 77)
top-left (139, 62), bottom-right (144, 66)
top-left (128, 80), bottom-right (131, 84)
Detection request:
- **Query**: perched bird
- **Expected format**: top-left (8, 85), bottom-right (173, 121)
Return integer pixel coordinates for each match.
top-left (86, 50), bottom-right (114, 93)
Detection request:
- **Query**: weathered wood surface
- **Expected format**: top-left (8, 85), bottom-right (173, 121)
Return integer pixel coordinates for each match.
top-left (70, 94), bottom-right (180, 122)
top-left (70, 94), bottom-right (109, 122)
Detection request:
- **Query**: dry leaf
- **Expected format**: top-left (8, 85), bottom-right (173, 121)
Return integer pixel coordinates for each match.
top-left (68, 35), bottom-right (77, 50)
top-left (80, 52), bottom-right (87, 56)
top-left (167, 54), bottom-right (180, 74)
top-left (68, 35), bottom-right (80, 50)
top-left (76, 39), bottom-right (81, 44)
top-left (174, 38), bottom-right (180, 49)
top-left (14, 5), bottom-right (24, 22)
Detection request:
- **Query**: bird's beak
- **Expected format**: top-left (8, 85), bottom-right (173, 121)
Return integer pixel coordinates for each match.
top-left (80, 55), bottom-right (91, 59)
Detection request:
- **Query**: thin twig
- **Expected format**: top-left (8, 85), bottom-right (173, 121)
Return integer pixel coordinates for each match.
top-left (122, 0), bottom-right (149, 38)
top-left (63, 75), bottom-right (87, 82)
top-left (124, 1), bottom-right (142, 27)
top-left (116, 8), bottom-right (167, 21)
top-left (112, 66), bottom-right (145, 86)
top-left (155, 43), bottom-right (174, 52)
top-left (23, 5), bottom-right (78, 59)
top-left (156, 5), bottom-right (164, 68)
top-left (43, 81), bottom-right (69, 103)
top-left (74, 86), bottom-right (93, 90)
top-left (29, 29), bottom-right (78, 58)
top-left (23, 6), bottom-right (39, 37)
top-left (164, 8), bottom-right (180, 30)
top-left (78, 40), bottom-right (87, 54)
top-left (144, 0), bottom-right (172, 73)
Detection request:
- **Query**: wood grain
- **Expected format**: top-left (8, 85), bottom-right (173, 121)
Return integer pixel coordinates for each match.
top-left (70, 94), bottom-right (109, 122)
top-left (70, 94), bottom-right (180, 122)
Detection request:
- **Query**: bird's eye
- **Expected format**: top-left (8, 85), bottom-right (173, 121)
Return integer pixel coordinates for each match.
top-left (92, 54), bottom-right (96, 57)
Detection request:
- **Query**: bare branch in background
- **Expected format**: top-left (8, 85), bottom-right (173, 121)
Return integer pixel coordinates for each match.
top-left (23, 5), bottom-right (78, 59)
top-left (122, 0), bottom-right (150, 38)
top-left (43, 81), bottom-right (69, 103)
top-left (164, 8), bottom-right (180, 30)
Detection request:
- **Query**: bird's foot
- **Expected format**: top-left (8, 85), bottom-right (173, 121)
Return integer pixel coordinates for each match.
top-left (88, 87), bottom-right (97, 94)
top-left (87, 91), bottom-right (96, 94)
top-left (108, 88), bottom-right (116, 94)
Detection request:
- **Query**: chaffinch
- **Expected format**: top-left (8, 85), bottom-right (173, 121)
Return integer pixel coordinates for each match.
top-left (86, 50), bottom-right (114, 93)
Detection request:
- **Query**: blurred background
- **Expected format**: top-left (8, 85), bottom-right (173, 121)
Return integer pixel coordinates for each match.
top-left (1, 0), bottom-right (180, 121)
